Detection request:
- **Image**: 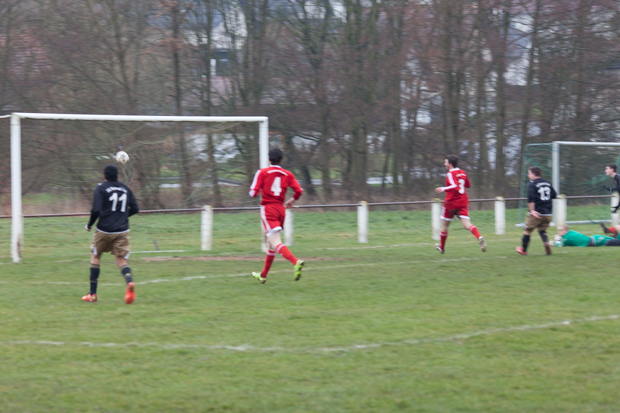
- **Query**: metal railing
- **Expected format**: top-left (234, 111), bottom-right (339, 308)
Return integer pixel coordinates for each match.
top-left (0, 194), bottom-right (613, 218)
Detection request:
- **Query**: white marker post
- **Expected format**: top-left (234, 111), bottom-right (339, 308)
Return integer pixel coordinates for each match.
top-left (432, 199), bottom-right (442, 241)
top-left (284, 208), bottom-right (294, 246)
top-left (10, 114), bottom-right (22, 263)
top-left (358, 201), bottom-right (368, 243)
top-left (261, 221), bottom-right (267, 252)
top-left (554, 194), bottom-right (567, 227)
top-left (201, 205), bottom-right (213, 251)
top-left (495, 197), bottom-right (505, 235)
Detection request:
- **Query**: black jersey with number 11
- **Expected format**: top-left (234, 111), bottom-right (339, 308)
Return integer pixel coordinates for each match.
top-left (527, 178), bottom-right (557, 216)
top-left (87, 181), bottom-right (139, 233)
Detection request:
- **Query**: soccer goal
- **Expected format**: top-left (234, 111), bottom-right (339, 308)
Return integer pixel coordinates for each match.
top-left (519, 141), bottom-right (620, 225)
top-left (4, 113), bottom-right (269, 263)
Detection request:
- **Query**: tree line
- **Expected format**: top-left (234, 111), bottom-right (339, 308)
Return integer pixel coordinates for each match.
top-left (2, 0), bottom-right (620, 208)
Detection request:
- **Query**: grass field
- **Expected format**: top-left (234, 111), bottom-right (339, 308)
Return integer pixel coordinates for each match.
top-left (1, 207), bottom-right (620, 412)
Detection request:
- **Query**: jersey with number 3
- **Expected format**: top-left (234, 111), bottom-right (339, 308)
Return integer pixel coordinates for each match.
top-left (442, 168), bottom-right (470, 209)
top-left (249, 166), bottom-right (303, 205)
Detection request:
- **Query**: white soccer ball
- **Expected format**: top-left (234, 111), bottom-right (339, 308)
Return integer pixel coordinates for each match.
top-left (115, 150), bottom-right (130, 164)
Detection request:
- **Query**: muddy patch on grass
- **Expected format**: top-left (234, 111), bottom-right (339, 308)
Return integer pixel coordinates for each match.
top-left (143, 256), bottom-right (342, 262)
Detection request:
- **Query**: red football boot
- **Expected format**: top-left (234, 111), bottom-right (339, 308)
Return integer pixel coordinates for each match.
top-left (82, 293), bottom-right (97, 302)
top-left (125, 282), bottom-right (136, 304)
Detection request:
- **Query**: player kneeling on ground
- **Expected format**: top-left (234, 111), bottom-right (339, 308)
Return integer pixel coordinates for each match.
top-left (249, 148), bottom-right (304, 284)
top-left (516, 166), bottom-right (557, 256)
top-left (555, 224), bottom-right (620, 247)
top-left (83, 165), bottom-right (139, 303)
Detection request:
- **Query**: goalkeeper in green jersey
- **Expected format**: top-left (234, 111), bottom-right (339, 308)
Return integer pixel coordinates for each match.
top-left (555, 224), bottom-right (620, 247)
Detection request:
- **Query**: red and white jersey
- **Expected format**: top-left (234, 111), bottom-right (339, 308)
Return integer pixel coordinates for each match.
top-left (249, 165), bottom-right (303, 205)
top-left (440, 168), bottom-right (470, 208)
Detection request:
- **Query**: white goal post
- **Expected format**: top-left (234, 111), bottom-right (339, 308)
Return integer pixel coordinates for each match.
top-left (551, 141), bottom-right (620, 226)
top-left (8, 112), bottom-right (269, 263)
top-left (551, 141), bottom-right (620, 195)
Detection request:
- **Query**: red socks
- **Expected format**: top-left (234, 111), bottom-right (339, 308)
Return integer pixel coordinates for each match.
top-left (469, 225), bottom-right (481, 239)
top-left (276, 244), bottom-right (298, 265)
top-left (262, 245), bottom-right (298, 278)
top-left (261, 251), bottom-right (276, 277)
top-left (440, 231), bottom-right (448, 250)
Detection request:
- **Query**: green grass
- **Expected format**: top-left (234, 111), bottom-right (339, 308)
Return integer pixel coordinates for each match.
top-left (1, 207), bottom-right (620, 412)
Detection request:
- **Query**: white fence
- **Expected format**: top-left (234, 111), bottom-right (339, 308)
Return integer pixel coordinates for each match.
top-left (199, 194), bottom-right (617, 249)
top-left (1, 194), bottom-right (616, 258)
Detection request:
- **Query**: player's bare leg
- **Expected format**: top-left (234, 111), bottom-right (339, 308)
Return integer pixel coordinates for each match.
top-left (460, 217), bottom-right (486, 252)
top-left (83, 252), bottom-right (102, 302)
top-left (116, 256), bottom-right (135, 304)
top-left (268, 231), bottom-right (304, 281)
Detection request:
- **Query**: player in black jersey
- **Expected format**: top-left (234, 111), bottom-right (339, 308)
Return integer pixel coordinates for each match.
top-left (603, 163), bottom-right (620, 194)
top-left (82, 165), bottom-right (139, 304)
top-left (599, 163), bottom-right (620, 234)
top-left (516, 166), bottom-right (557, 256)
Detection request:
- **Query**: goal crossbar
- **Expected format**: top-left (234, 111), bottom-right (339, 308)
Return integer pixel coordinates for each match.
top-left (8, 112), bottom-right (270, 263)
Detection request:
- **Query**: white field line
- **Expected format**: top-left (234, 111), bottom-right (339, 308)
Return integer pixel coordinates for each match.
top-left (0, 237), bottom-right (572, 264)
top-left (1, 314), bottom-right (617, 354)
top-left (319, 238), bottom-right (521, 250)
top-left (0, 256), bottom-right (509, 286)
top-left (132, 250), bottom-right (187, 254)
top-left (0, 252), bottom-right (240, 266)
top-left (0, 246), bottom-right (578, 284)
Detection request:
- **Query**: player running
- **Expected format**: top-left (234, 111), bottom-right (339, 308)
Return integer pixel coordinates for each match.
top-left (249, 148), bottom-right (304, 284)
top-left (516, 166), bottom-right (557, 256)
top-left (83, 165), bottom-right (139, 303)
top-left (434, 155), bottom-right (486, 254)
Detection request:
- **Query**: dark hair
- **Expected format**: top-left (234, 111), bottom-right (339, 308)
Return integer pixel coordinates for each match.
top-left (104, 164), bottom-right (118, 181)
top-left (269, 148), bottom-right (283, 165)
top-left (606, 163), bottom-right (617, 172)
top-left (529, 166), bottom-right (542, 177)
top-left (445, 155), bottom-right (459, 168)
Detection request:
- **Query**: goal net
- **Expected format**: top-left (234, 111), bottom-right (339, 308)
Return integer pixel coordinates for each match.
top-left (2, 113), bottom-right (269, 263)
top-left (519, 142), bottom-right (620, 224)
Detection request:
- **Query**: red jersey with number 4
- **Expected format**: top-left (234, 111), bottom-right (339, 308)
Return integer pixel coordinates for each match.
top-left (249, 166), bottom-right (303, 205)
top-left (441, 168), bottom-right (470, 209)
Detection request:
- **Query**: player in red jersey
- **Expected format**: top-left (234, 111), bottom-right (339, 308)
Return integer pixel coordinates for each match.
top-left (249, 148), bottom-right (304, 284)
top-left (434, 155), bottom-right (487, 254)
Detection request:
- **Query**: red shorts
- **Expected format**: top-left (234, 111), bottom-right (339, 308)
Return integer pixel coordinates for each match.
top-left (441, 206), bottom-right (470, 221)
top-left (260, 204), bottom-right (285, 237)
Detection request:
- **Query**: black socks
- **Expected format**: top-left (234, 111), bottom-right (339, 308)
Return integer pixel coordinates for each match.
top-left (121, 266), bottom-right (133, 284)
top-left (539, 231), bottom-right (549, 243)
top-left (522, 234), bottom-right (531, 251)
top-left (90, 264), bottom-right (100, 295)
